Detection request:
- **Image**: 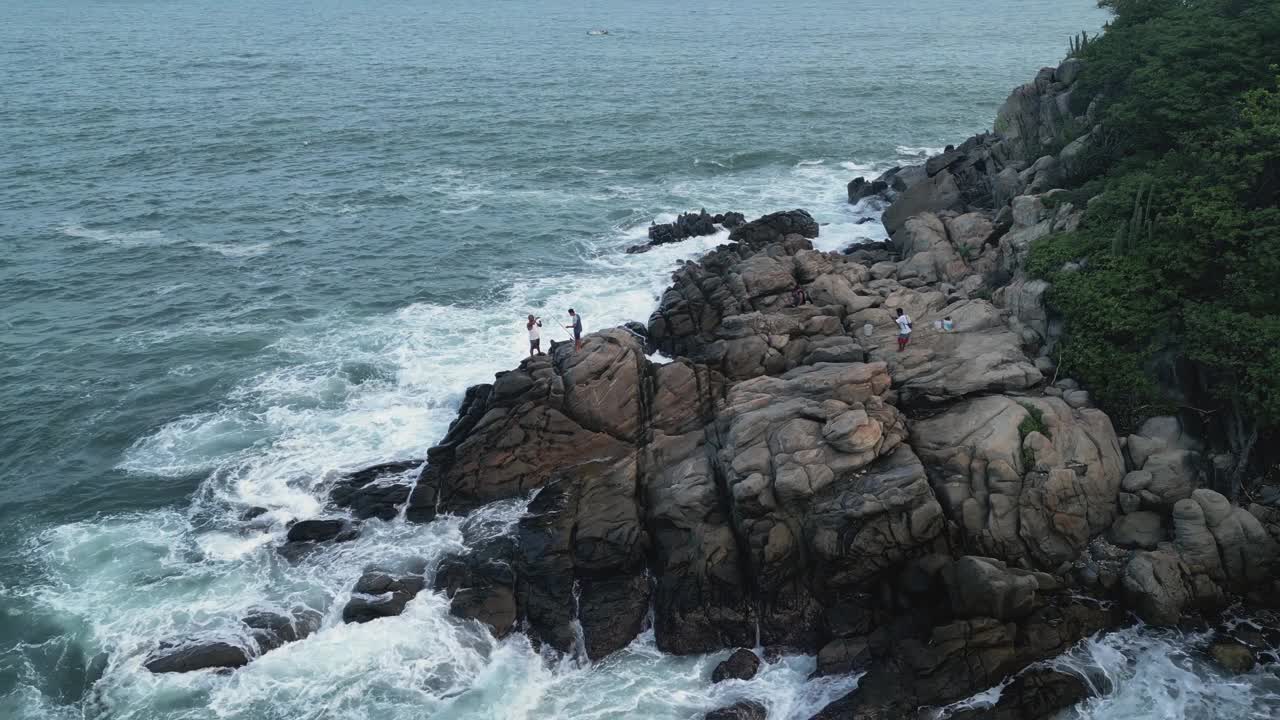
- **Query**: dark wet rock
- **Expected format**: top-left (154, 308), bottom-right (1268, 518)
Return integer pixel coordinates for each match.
top-left (623, 320), bottom-right (649, 343)
top-left (705, 700), bottom-right (767, 720)
top-left (330, 460), bottom-right (421, 520)
top-left (242, 607), bottom-right (322, 652)
top-left (1208, 638), bottom-right (1256, 674)
top-left (627, 210), bottom-right (746, 254)
top-left (342, 572), bottom-right (428, 624)
top-left (240, 506), bottom-right (268, 521)
top-left (278, 518), bottom-right (358, 560)
top-left (941, 556), bottom-right (1038, 621)
top-left (514, 461), bottom-right (651, 660)
top-left (947, 668), bottom-right (1093, 720)
top-left (144, 642), bottom-right (250, 674)
top-left (842, 240), bottom-right (896, 266)
top-left (728, 208), bottom-right (819, 246)
top-left (435, 535), bottom-right (519, 637)
top-left (816, 637), bottom-right (872, 677)
top-left (848, 176), bottom-right (889, 204)
top-left (286, 518), bottom-right (356, 543)
top-left (810, 597), bottom-right (1119, 720)
top-left (712, 648), bottom-right (762, 683)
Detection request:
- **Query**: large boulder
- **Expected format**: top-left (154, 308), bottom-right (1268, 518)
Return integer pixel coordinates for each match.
top-left (728, 209), bottom-right (819, 246)
top-left (882, 171), bottom-right (964, 237)
top-left (941, 556), bottom-right (1038, 621)
top-left (713, 362), bottom-right (928, 647)
top-left (911, 395), bottom-right (1124, 570)
top-left (1122, 549), bottom-right (1193, 625)
top-left (712, 648), bottom-right (762, 682)
top-left (407, 331), bottom-right (643, 520)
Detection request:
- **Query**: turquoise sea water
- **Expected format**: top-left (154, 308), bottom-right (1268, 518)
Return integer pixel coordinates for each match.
top-left (5, 1), bottom-right (1277, 718)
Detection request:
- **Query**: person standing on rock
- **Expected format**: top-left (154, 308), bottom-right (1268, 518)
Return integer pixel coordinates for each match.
top-left (565, 308), bottom-right (583, 351)
top-left (895, 308), bottom-right (913, 351)
top-left (527, 314), bottom-right (543, 357)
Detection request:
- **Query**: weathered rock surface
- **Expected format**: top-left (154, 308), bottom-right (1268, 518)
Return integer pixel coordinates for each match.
top-left (279, 518), bottom-right (359, 559)
top-left (712, 648), bottom-right (762, 682)
top-left (144, 642), bottom-right (249, 674)
top-left (145, 607), bottom-right (321, 674)
top-left (946, 668), bottom-right (1094, 720)
top-left (912, 395), bottom-right (1124, 570)
top-left (342, 572), bottom-right (427, 623)
top-left (330, 460), bottom-right (420, 520)
top-left (809, 597), bottom-right (1118, 719)
top-left (628, 210), bottom-right (746, 254)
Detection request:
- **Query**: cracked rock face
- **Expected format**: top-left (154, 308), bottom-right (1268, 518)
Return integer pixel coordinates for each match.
top-left (911, 395), bottom-right (1124, 570)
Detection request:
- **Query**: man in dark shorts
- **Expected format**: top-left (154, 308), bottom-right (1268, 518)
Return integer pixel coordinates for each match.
top-left (566, 308), bottom-right (583, 351)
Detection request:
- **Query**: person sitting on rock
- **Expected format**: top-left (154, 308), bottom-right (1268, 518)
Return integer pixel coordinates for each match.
top-left (565, 308), bottom-right (583, 351)
top-left (895, 308), bottom-right (913, 351)
top-left (527, 314), bottom-right (543, 356)
top-left (942, 316), bottom-right (954, 332)
top-left (790, 284), bottom-right (810, 307)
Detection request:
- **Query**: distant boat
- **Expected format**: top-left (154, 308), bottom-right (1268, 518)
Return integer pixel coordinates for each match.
top-left (588, 29), bottom-right (609, 36)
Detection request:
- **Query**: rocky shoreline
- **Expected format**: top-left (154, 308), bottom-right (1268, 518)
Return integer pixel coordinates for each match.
top-left (143, 58), bottom-right (1280, 719)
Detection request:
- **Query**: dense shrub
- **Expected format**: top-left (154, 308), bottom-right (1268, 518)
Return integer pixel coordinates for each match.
top-left (1029, 0), bottom-right (1280, 436)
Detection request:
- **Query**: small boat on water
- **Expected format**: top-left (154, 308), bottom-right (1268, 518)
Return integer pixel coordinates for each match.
top-left (588, 29), bottom-right (609, 36)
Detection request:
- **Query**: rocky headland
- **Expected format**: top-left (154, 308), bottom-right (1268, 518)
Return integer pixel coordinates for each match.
top-left (144, 57), bottom-right (1280, 719)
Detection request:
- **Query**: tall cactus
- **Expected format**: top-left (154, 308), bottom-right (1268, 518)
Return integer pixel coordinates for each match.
top-left (1112, 181), bottom-right (1157, 255)
top-left (1068, 30), bottom-right (1091, 58)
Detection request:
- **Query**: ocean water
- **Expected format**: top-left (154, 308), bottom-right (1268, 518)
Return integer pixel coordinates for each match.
top-left (6, 1), bottom-right (1274, 718)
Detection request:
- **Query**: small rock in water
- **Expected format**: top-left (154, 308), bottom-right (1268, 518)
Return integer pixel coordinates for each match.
top-left (278, 518), bottom-right (358, 560)
top-left (144, 642), bottom-right (250, 674)
top-left (1208, 638), bottom-right (1256, 674)
top-left (342, 572), bottom-right (428, 624)
top-left (711, 647), bottom-right (761, 682)
top-left (704, 700), bottom-right (767, 720)
top-left (286, 518), bottom-right (356, 543)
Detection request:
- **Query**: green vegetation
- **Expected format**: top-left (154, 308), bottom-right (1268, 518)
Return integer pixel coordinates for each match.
top-left (1018, 402), bottom-right (1052, 470)
top-left (1027, 0), bottom-right (1280, 438)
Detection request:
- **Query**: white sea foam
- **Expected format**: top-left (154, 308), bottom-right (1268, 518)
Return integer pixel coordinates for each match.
top-left (894, 144), bottom-right (948, 159)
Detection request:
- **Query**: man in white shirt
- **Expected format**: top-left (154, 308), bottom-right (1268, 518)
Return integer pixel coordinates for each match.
top-left (895, 308), bottom-right (912, 352)
top-left (527, 314), bottom-right (543, 356)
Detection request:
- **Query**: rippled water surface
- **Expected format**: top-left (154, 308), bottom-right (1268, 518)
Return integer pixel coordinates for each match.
top-left (11, 2), bottom-right (1267, 719)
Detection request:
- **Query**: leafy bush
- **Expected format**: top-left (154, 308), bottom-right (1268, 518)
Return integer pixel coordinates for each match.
top-left (1035, 0), bottom-right (1280, 442)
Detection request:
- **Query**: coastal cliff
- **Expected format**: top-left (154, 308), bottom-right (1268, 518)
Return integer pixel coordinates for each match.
top-left (140, 6), bottom-right (1280, 719)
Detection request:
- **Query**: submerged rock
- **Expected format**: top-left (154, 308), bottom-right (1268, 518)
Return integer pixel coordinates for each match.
top-left (705, 700), bottom-right (767, 720)
top-left (1207, 638), bottom-right (1256, 674)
